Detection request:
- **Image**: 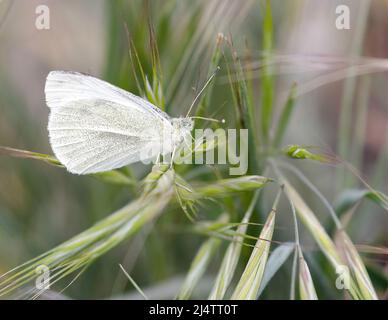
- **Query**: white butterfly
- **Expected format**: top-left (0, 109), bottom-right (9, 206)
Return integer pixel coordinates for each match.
top-left (45, 71), bottom-right (194, 174)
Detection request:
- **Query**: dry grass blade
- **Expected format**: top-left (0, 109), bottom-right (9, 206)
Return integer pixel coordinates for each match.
top-left (298, 252), bottom-right (318, 300)
top-left (209, 191), bottom-right (260, 299)
top-left (230, 191), bottom-right (280, 300)
top-left (0, 146), bottom-right (62, 167)
top-left (356, 245), bottom-right (388, 255)
top-left (335, 231), bottom-right (378, 300)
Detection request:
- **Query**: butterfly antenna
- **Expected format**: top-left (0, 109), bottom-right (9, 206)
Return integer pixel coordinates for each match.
top-left (185, 66), bottom-right (220, 117)
top-left (190, 116), bottom-right (225, 123)
top-left (190, 104), bottom-right (227, 123)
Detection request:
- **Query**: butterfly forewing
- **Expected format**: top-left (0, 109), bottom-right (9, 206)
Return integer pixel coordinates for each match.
top-left (45, 71), bottom-right (173, 174)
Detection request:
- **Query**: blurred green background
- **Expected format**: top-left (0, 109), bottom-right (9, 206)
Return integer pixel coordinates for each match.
top-left (0, 0), bottom-right (388, 299)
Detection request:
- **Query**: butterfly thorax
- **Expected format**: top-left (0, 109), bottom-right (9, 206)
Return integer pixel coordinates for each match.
top-left (171, 117), bottom-right (194, 147)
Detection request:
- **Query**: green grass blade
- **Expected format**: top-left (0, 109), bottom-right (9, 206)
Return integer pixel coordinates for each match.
top-left (0, 146), bottom-right (135, 186)
top-left (260, 0), bottom-right (274, 144)
top-left (334, 189), bottom-right (388, 215)
top-left (177, 237), bottom-right (221, 300)
top-left (194, 33), bottom-right (225, 120)
top-left (257, 242), bottom-right (294, 297)
top-left (283, 145), bottom-right (332, 163)
top-left (119, 264), bottom-right (148, 300)
top-left (196, 176), bottom-right (271, 198)
top-left (226, 39), bottom-right (260, 173)
top-left (273, 83), bottom-right (297, 147)
top-left (0, 146), bottom-right (62, 167)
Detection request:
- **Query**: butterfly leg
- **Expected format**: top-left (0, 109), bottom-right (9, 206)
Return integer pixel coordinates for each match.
top-left (155, 152), bottom-right (161, 165)
top-left (170, 146), bottom-right (177, 169)
top-left (183, 138), bottom-right (192, 155)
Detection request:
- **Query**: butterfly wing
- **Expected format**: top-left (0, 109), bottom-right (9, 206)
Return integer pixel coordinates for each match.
top-left (45, 71), bottom-right (173, 174)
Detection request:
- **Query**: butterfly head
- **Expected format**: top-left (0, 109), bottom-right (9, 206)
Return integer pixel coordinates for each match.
top-left (172, 117), bottom-right (194, 132)
top-left (171, 117), bottom-right (194, 146)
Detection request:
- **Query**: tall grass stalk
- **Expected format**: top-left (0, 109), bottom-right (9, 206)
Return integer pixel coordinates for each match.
top-left (337, 0), bottom-right (371, 187)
